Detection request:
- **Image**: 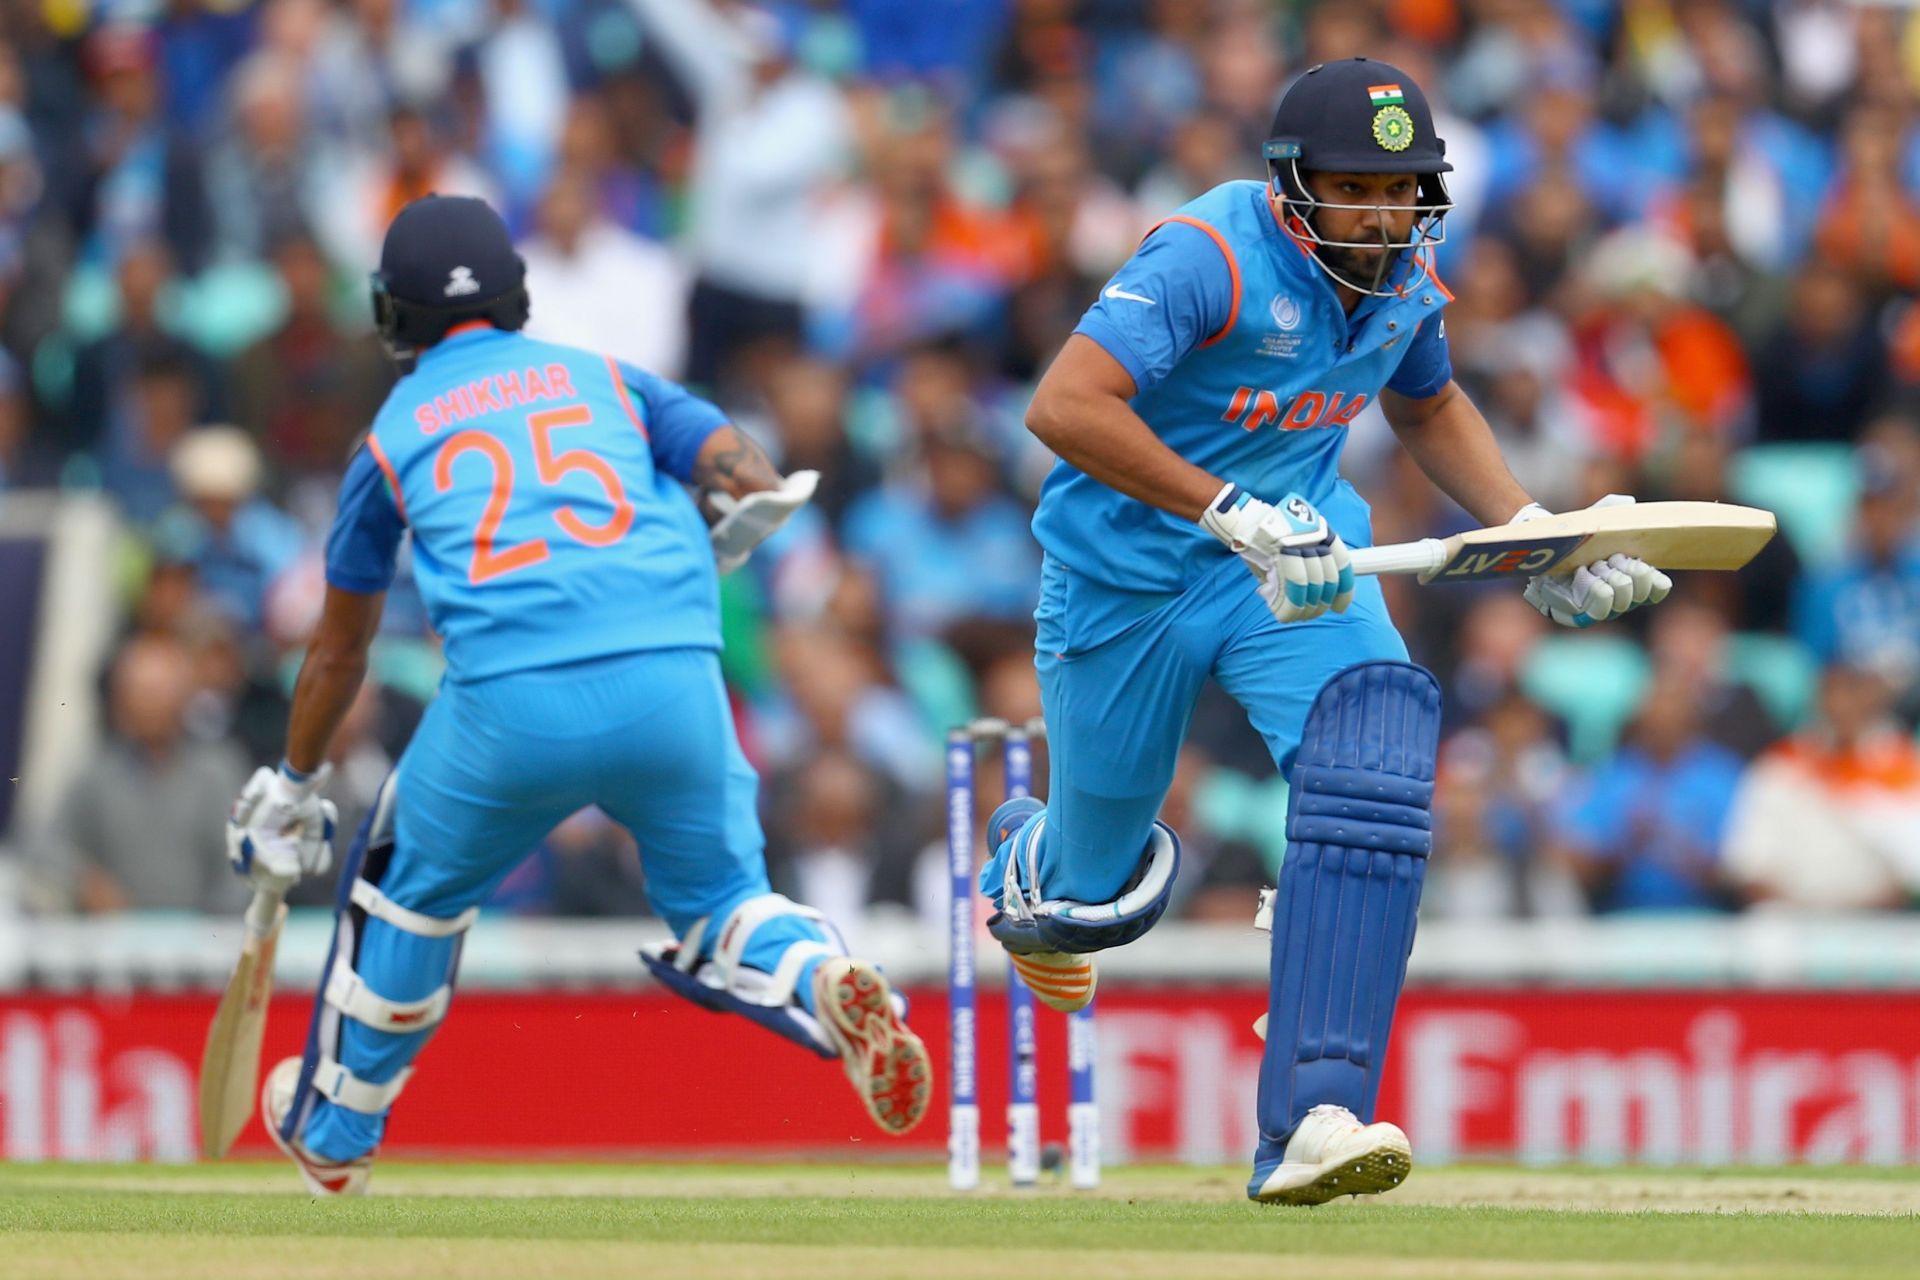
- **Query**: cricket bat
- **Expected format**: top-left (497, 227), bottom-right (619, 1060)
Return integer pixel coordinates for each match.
top-left (198, 885), bottom-right (289, 1158)
top-left (1349, 501), bottom-right (1776, 583)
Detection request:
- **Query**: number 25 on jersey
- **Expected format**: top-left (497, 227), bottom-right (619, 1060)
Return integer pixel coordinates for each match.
top-left (433, 406), bottom-right (635, 585)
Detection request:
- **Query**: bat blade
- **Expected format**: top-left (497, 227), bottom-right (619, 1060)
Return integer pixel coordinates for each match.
top-left (198, 889), bottom-right (287, 1158)
top-left (1424, 501), bottom-right (1777, 583)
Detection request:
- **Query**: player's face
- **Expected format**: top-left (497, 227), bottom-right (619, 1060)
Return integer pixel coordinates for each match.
top-left (1305, 171), bottom-right (1419, 277)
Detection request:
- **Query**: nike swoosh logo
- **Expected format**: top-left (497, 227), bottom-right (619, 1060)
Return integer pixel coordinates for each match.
top-left (1103, 283), bottom-right (1156, 305)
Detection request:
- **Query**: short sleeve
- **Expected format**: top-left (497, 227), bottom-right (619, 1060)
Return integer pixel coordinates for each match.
top-left (615, 360), bottom-right (729, 482)
top-left (1072, 220), bottom-right (1236, 395)
top-left (324, 443), bottom-right (407, 594)
top-left (1385, 314), bottom-right (1454, 400)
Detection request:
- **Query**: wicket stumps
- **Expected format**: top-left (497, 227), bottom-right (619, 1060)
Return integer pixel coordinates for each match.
top-left (946, 717), bottom-right (1099, 1192)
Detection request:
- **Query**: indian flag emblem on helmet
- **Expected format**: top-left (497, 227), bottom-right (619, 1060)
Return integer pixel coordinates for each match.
top-left (1372, 104), bottom-right (1415, 152)
top-left (1367, 84), bottom-right (1405, 106)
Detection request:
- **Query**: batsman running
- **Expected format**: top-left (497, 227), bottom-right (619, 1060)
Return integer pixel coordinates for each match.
top-left (224, 195), bottom-right (928, 1196)
top-left (982, 57), bottom-right (1673, 1204)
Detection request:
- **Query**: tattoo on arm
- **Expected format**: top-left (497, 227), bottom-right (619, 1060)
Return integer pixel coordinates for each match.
top-left (692, 426), bottom-right (783, 498)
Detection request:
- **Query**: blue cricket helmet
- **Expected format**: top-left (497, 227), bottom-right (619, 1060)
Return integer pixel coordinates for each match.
top-left (370, 195), bottom-right (530, 361)
top-left (1263, 57), bottom-right (1453, 296)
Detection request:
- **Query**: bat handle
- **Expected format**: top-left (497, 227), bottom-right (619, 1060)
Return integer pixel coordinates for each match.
top-left (243, 885), bottom-right (287, 939)
top-left (1350, 538), bottom-right (1445, 579)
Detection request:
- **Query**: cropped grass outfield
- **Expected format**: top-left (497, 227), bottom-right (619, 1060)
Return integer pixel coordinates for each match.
top-left (4, 1162), bottom-right (1918, 1279)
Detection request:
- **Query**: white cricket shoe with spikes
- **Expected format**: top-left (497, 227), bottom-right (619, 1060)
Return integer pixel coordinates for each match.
top-left (260, 1056), bottom-right (376, 1196)
top-left (1252, 1103), bottom-right (1412, 1206)
top-left (814, 957), bottom-right (931, 1135)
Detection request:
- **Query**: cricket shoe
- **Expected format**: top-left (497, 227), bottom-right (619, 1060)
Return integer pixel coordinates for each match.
top-left (1006, 950), bottom-right (1096, 1013)
top-left (1250, 1104), bottom-right (1412, 1206)
top-left (260, 1057), bottom-right (376, 1196)
top-left (985, 797), bottom-right (1098, 1014)
top-left (814, 957), bottom-right (931, 1135)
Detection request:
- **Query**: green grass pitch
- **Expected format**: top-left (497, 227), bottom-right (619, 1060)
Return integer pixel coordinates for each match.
top-left (4, 1161), bottom-right (1916, 1279)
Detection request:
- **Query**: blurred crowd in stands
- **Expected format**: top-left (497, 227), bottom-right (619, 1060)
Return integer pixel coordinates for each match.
top-left (1, 0), bottom-right (1919, 926)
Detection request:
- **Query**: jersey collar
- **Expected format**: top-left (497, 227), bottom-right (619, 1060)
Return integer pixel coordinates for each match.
top-left (418, 321), bottom-right (506, 366)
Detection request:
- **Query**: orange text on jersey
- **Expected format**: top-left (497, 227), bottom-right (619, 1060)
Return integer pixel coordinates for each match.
top-left (414, 364), bottom-right (580, 434)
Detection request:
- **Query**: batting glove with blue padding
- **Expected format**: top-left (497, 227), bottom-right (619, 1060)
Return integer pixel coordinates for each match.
top-left (226, 762), bottom-right (338, 889)
top-left (1517, 495), bottom-right (1673, 627)
top-left (1200, 482), bottom-right (1355, 624)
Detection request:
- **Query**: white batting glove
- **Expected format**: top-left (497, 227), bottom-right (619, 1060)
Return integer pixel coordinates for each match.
top-left (226, 763), bottom-right (338, 889)
top-left (708, 470), bottom-right (819, 575)
top-left (1199, 482), bottom-right (1354, 623)
top-left (1518, 495), bottom-right (1673, 628)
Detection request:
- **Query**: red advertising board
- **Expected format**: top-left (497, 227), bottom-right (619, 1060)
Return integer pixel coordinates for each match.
top-left (4, 986), bottom-right (1919, 1164)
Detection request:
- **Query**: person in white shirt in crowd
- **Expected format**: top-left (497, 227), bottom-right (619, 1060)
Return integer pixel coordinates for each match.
top-left (519, 167), bottom-right (688, 377)
top-left (1722, 662), bottom-right (1920, 911)
top-left (626, 0), bottom-right (852, 389)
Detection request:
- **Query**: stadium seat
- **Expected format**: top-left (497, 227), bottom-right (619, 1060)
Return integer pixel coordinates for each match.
top-left (1725, 632), bottom-right (1818, 732)
top-left (1728, 444), bottom-right (1858, 567)
top-left (1194, 767), bottom-right (1290, 871)
top-left (1520, 634), bottom-right (1651, 763)
top-left (895, 637), bottom-right (977, 737)
top-left (175, 262), bottom-right (285, 357)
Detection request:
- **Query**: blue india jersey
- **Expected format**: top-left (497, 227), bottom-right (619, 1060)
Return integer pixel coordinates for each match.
top-left (1033, 180), bottom-right (1455, 607)
top-left (324, 326), bottom-right (727, 682)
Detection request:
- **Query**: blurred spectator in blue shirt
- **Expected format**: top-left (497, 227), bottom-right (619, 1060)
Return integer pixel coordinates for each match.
top-left (1482, 76), bottom-right (1668, 227)
top-left (69, 25), bottom-right (213, 274)
top-left (1793, 444), bottom-right (1920, 706)
top-left (151, 426), bottom-right (306, 632)
top-left (1561, 675), bottom-right (1746, 913)
top-left (158, 0), bottom-right (262, 142)
top-left (843, 416), bottom-right (1039, 644)
top-left (1085, 0), bottom-right (1204, 184)
top-left (1754, 258), bottom-right (1890, 445)
top-left (1429, 690), bottom-right (1586, 920)
top-left (98, 344), bottom-right (207, 524)
top-left (61, 240), bottom-right (222, 465)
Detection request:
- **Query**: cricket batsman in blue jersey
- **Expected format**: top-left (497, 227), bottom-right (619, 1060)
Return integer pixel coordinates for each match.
top-left (980, 58), bottom-right (1674, 1204)
top-left (224, 195), bottom-right (929, 1195)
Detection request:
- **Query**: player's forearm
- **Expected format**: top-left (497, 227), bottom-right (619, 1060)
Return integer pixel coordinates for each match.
top-left (283, 647), bottom-right (367, 776)
top-left (1384, 382), bottom-right (1534, 527)
top-left (691, 425), bottom-right (784, 500)
top-left (282, 587), bottom-right (385, 776)
top-left (1027, 387), bottom-right (1223, 520)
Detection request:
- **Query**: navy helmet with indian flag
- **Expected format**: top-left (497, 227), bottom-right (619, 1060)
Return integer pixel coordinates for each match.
top-left (1264, 57), bottom-right (1453, 297)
